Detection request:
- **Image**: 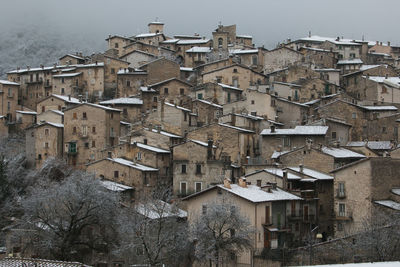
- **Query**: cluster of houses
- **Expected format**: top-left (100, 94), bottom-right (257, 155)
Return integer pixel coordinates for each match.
top-left (1, 21), bottom-right (400, 266)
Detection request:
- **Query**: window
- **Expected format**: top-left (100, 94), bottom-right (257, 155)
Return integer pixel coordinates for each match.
top-left (184, 112), bottom-right (187, 122)
top-left (69, 142), bottom-right (77, 153)
top-left (197, 93), bottom-right (203, 99)
top-left (337, 222), bottom-right (343, 231)
top-left (44, 128), bottom-right (49, 135)
top-left (218, 38), bottom-right (223, 47)
top-left (339, 203), bottom-right (346, 217)
top-left (72, 127), bottom-right (77, 134)
top-left (38, 154), bottom-right (42, 160)
top-left (127, 80), bottom-right (131, 87)
top-left (196, 164), bottom-right (202, 174)
top-left (8, 88), bottom-right (12, 97)
top-left (153, 96), bottom-right (158, 103)
top-left (123, 108), bottom-right (128, 115)
top-left (111, 68), bottom-right (115, 74)
top-left (227, 92), bottom-right (231, 103)
top-left (137, 152), bottom-right (142, 160)
top-left (61, 88), bottom-right (65, 95)
top-left (92, 140), bottom-right (96, 148)
top-left (82, 112), bottom-right (87, 119)
top-left (338, 182), bottom-right (345, 197)
top-left (44, 142), bottom-right (49, 148)
top-left (195, 182), bottom-right (202, 192)
top-left (283, 136), bottom-right (291, 147)
top-left (352, 113), bottom-right (357, 119)
top-left (332, 131), bottom-right (337, 139)
top-left (110, 113), bottom-right (114, 119)
top-left (114, 43), bottom-right (119, 48)
top-left (382, 127), bottom-right (387, 134)
top-left (252, 55), bottom-right (258, 65)
top-left (92, 126), bottom-right (96, 133)
top-left (180, 182), bottom-right (187, 195)
top-left (180, 88), bottom-right (185, 95)
top-left (84, 142), bottom-right (89, 148)
top-left (232, 78), bottom-right (238, 87)
top-left (216, 77), bottom-right (222, 83)
top-left (114, 171), bottom-right (119, 178)
top-left (181, 164), bottom-right (187, 173)
top-left (61, 77), bottom-right (65, 84)
top-left (251, 100), bottom-right (255, 105)
top-left (82, 125), bottom-right (87, 136)
top-left (164, 88), bottom-right (168, 94)
top-left (202, 204), bottom-right (207, 214)
top-left (233, 68), bottom-right (238, 73)
top-left (382, 86), bottom-right (387, 93)
top-left (143, 173), bottom-right (149, 185)
top-left (256, 180), bottom-right (261, 187)
top-left (73, 112), bottom-right (77, 119)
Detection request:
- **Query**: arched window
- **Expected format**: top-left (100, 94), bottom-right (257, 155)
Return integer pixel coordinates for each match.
top-left (218, 38), bottom-right (223, 47)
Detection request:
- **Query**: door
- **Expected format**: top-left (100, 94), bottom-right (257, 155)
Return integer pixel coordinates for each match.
top-left (304, 206), bottom-right (309, 221)
top-left (264, 229), bottom-right (270, 248)
top-left (265, 206), bottom-right (270, 225)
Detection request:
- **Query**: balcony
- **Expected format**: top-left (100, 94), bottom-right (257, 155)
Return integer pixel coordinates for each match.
top-left (334, 211), bottom-right (353, 221)
top-left (7, 93), bottom-right (14, 98)
top-left (67, 150), bottom-right (78, 156)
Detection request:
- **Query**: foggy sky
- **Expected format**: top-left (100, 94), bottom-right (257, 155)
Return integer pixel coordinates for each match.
top-left (1, 0), bottom-right (400, 50)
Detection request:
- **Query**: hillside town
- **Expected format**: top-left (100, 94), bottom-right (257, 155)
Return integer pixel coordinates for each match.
top-left (0, 22), bottom-right (400, 267)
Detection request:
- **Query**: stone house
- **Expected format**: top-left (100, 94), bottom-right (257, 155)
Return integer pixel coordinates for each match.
top-left (146, 101), bottom-right (197, 136)
top-left (192, 82), bottom-right (243, 105)
top-left (37, 109), bottom-right (64, 124)
top-left (298, 47), bottom-right (337, 69)
top-left (172, 139), bottom-right (231, 197)
top-left (120, 50), bottom-right (158, 68)
top-left (73, 63), bottom-right (105, 100)
top-left (122, 40), bottom-right (175, 59)
top-left (138, 58), bottom-right (180, 85)
top-left (262, 47), bottom-right (304, 74)
top-left (201, 64), bottom-right (267, 89)
top-left (133, 32), bottom-right (166, 47)
top-left (117, 68), bottom-right (147, 97)
top-left (307, 117), bottom-right (352, 146)
top-left (86, 157), bottom-right (158, 199)
top-left (260, 125), bottom-right (328, 160)
top-left (223, 88), bottom-right (277, 119)
top-left (0, 80), bottom-right (20, 122)
top-left (336, 58), bottom-right (363, 74)
top-left (191, 99), bottom-right (222, 127)
top-left (15, 110), bottom-right (37, 130)
top-left (218, 113), bottom-right (272, 135)
top-left (63, 103), bottom-right (121, 168)
top-left (193, 57), bottom-right (232, 76)
top-left (315, 68), bottom-right (340, 86)
top-left (36, 94), bottom-right (80, 114)
top-left (183, 179), bottom-right (303, 265)
top-left (99, 97), bottom-right (143, 123)
top-left (345, 141), bottom-right (397, 156)
top-left (342, 64), bottom-right (398, 88)
top-left (273, 96), bottom-right (310, 128)
top-left (25, 121), bottom-right (64, 168)
top-left (184, 46), bottom-right (212, 68)
top-left (174, 39), bottom-right (211, 65)
top-left (51, 72), bottom-right (83, 97)
top-left (230, 48), bottom-right (263, 72)
top-left (147, 77), bottom-right (192, 107)
top-left (187, 123), bottom-right (256, 166)
top-left (59, 53), bottom-right (86, 65)
top-left (330, 158), bottom-right (400, 238)
top-left (244, 166), bottom-right (331, 240)
top-left (106, 35), bottom-right (135, 57)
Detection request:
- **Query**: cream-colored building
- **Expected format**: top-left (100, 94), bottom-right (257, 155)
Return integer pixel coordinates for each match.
top-left (36, 94), bottom-right (80, 114)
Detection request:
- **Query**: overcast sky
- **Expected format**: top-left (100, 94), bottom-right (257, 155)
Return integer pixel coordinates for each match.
top-left (1, 0), bottom-right (400, 49)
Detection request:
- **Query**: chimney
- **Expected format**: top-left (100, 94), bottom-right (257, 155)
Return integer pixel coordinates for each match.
top-left (308, 31), bottom-right (311, 38)
top-left (95, 61), bottom-right (98, 65)
top-left (270, 182), bottom-right (277, 190)
top-left (380, 42), bottom-right (383, 46)
top-left (299, 164), bottom-right (304, 173)
top-left (376, 41), bottom-right (379, 45)
top-left (40, 64), bottom-right (44, 69)
top-left (270, 125), bottom-right (276, 133)
top-left (282, 170), bottom-right (289, 190)
top-left (238, 177), bottom-right (247, 188)
top-left (385, 74), bottom-right (389, 79)
top-left (207, 139), bottom-right (214, 160)
top-left (388, 41), bottom-right (391, 47)
top-left (68, 95), bottom-right (71, 101)
top-left (27, 66), bottom-right (30, 71)
top-left (224, 178), bottom-right (232, 189)
top-left (144, 138), bottom-right (148, 145)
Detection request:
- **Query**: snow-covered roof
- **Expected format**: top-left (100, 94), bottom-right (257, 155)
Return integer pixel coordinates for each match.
top-left (298, 35), bottom-right (364, 46)
top-left (321, 146), bottom-right (366, 158)
top-left (230, 49), bottom-right (258, 55)
top-left (186, 47), bottom-right (211, 53)
top-left (100, 97), bottom-right (143, 105)
top-left (218, 83), bottom-right (242, 91)
top-left (271, 151), bottom-right (290, 159)
top-left (107, 158), bottom-right (158, 171)
top-left (42, 122), bottom-right (64, 128)
top-left (161, 38), bottom-right (180, 44)
top-left (374, 200), bottom-right (400, 211)
top-left (0, 257), bottom-right (92, 267)
top-left (180, 67), bottom-right (193, 71)
top-left (218, 184), bottom-right (302, 203)
top-left (287, 166), bottom-right (334, 180)
top-left (0, 80), bottom-right (19, 86)
top-left (189, 139), bottom-right (217, 148)
top-left (135, 200), bottom-right (187, 219)
top-left (300, 47), bottom-right (333, 53)
top-left (337, 59), bottom-right (363, 65)
top-left (301, 261), bottom-right (400, 267)
top-left (364, 76), bottom-right (400, 88)
top-left (369, 52), bottom-right (391, 57)
top-left (391, 188), bottom-right (400, 196)
top-left (346, 141), bottom-right (394, 150)
top-left (52, 72), bottom-right (82, 78)
top-left (100, 180), bottom-right (133, 192)
top-left (177, 39), bottom-right (210, 45)
top-left (135, 33), bottom-right (163, 38)
top-left (140, 86), bottom-right (156, 92)
top-left (359, 64), bottom-right (381, 71)
top-left (16, 110), bottom-right (37, 115)
top-left (150, 128), bottom-right (182, 138)
top-left (361, 106), bottom-right (398, 111)
top-left (51, 94), bottom-right (80, 104)
top-left (273, 81), bottom-right (302, 87)
top-left (261, 126), bottom-right (328, 136)
top-left (165, 102), bottom-right (191, 112)
top-left (236, 35), bottom-right (253, 39)
top-left (134, 142), bottom-right (170, 153)
top-left (218, 123), bottom-right (255, 133)
top-left (61, 67), bottom-right (77, 72)
top-left (234, 113), bottom-right (264, 121)
top-left (62, 54), bottom-right (84, 60)
top-left (85, 103), bottom-right (121, 112)
top-left (262, 168), bottom-right (302, 180)
top-left (194, 99), bottom-right (222, 108)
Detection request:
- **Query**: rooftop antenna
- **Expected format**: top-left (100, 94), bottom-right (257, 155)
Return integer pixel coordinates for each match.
top-left (308, 31), bottom-right (311, 38)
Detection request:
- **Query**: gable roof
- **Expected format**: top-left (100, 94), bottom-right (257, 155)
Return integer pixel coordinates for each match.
top-left (99, 97), bottom-right (143, 105)
top-left (96, 158), bottom-right (158, 172)
top-left (148, 77), bottom-right (192, 88)
top-left (64, 102), bottom-right (121, 112)
top-left (201, 63), bottom-right (267, 77)
top-left (261, 125), bottom-right (328, 136)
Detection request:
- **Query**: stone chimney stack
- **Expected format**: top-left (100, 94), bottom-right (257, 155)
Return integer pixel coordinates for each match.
top-left (224, 178), bottom-right (231, 189)
top-left (207, 139), bottom-right (214, 160)
top-left (238, 177), bottom-right (247, 188)
top-left (299, 164), bottom-right (304, 173)
top-left (270, 125), bottom-right (276, 133)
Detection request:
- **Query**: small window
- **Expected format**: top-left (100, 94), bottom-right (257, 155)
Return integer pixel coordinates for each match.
top-left (164, 88), bottom-right (169, 94)
top-left (233, 68), bottom-right (238, 73)
top-left (84, 142), bottom-right (89, 148)
top-left (73, 112), bottom-right (77, 119)
top-left (92, 126), bottom-right (96, 133)
top-left (114, 43), bottom-right (119, 48)
top-left (337, 222), bottom-right (343, 231)
top-left (92, 140), bottom-right (96, 147)
top-left (114, 171), bottom-right (119, 178)
top-left (202, 204), bottom-right (207, 214)
top-left (196, 164), bottom-right (201, 174)
top-left (110, 113), bottom-right (114, 119)
top-left (181, 164), bottom-right (187, 173)
top-left (153, 96), bottom-right (158, 103)
top-left (123, 108), bottom-right (128, 115)
top-left (111, 68), bottom-right (115, 74)
top-left (180, 88), bottom-right (185, 95)
top-left (257, 180), bottom-right (262, 187)
top-left (382, 127), bottom-right (387, 133)
top-left (180, 182), bottom-right (187, 195)
top-left (332, 131), bottom-right (337, 139)
top-left (42, 106), bottom-right (45, 112)
top-left (195, 182), bottom-right (202, 192)
top-left (352, 113), bottom-right (357, 119)
top-left (44, 128), bottom-right (49, 135)
top-left (72, 127), bottom-right (77, 134)
top-left (137, 152), bottom-right (142, 160)
top-left (83, 112), bottom-right (87, 119)
top-left (127, 80), bottom-right (131, 87)
top-left (339, 203), bottom-right (346, 217)
top-left (197, 93), bottom-right (203, 100)
top-left (251, 100), bottom-right (255, 105)
top-left (44, 142), bottom-right (49, 148)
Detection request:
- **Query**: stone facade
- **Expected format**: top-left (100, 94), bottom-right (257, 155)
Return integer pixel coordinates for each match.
top-left (0, 81), bottom-right (20, 122)
top-left (262, 47), bottom-right (304, 74)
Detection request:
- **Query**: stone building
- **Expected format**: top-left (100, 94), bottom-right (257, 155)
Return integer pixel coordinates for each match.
top-left (117, 68), bottom-right (147, 97)
top-left (147, 77), bottom-right (192, 107)
top-left (25, 122), bottom-right (64, 168)
top-left (106, 35), bottom-right (135, 57)
top-left (298, 47), bottom-right (337, 69)
top-left (59, 53), bottom-right (86, 65)
top-left (37, 109), bottom-right (64, 124)
top-left (0, 80), bottom-right (20, 122)
top-left (120, 50), bottom-right (158, 68)
top-left (63, 103), bottom-right (121, 168)
top-left (139, 58), bottom-right (180, 85)
top-left (99, 97), bottom-right (143, 122)
top-left (51, 72), bottom-right (83, 97)
top-left (273, 96), bottom-right (310, 128)
top-left (192, 82), bottom-right (243, 106)
top-left (191, 99), bottom-right (222, 127)
top-left (262, 47), bottom-right (304, 74)
top-left (172, 139), bottom-right (231, 197)
top-left (129, 127), bottom-right (183, 150)
top-left (36, 94), bottom-right (80, 114)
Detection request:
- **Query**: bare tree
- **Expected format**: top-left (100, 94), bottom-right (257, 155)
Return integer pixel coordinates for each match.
top-left (19, 168), bottom-right (121, 263)
top-left (117, 189), bottom-right (192, 266)
top-left (190, 201), bottom-right (254, 267)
